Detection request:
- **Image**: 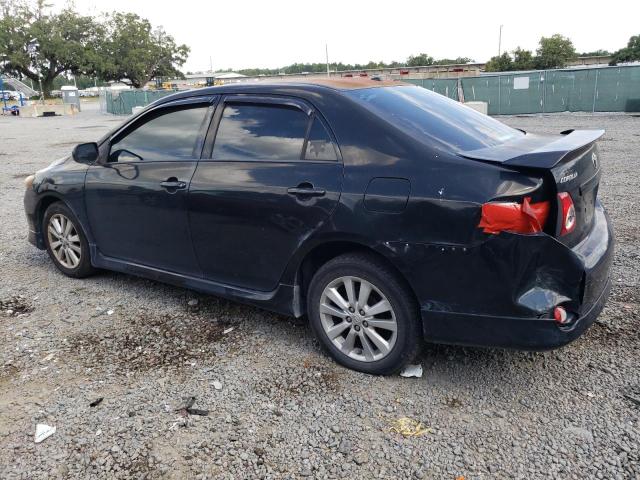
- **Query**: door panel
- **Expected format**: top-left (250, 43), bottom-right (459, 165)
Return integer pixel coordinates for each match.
top-left (85, 161), bottom-right (201, 275)
top-left (84, 99), bottom-right (214, 276)
top-left (188, 161), bottom-right (342, 291)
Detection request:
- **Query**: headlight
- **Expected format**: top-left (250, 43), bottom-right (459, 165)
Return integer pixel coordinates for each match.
top-left (24, 174), bottom-right (35, 189)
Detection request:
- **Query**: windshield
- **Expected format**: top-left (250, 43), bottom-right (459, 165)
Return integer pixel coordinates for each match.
top-left (346, 86), bottom-right (522, 152)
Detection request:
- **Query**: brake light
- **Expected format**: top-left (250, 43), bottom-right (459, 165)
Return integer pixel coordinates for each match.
top-left (478, 197), bottom-right (550, 234)
top-left (558, 192), bottom-right (576, 236)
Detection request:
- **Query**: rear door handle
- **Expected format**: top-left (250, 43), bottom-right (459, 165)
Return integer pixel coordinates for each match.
top-left (160, 178), bottom-right (187, 191)
top-left (287, 183), bottom-right (326, 197)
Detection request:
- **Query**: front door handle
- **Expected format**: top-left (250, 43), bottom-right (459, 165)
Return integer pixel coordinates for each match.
top-left (287, 182), bottom-right (326, 197)
top-left (160, 177), bottom-right (187, 191)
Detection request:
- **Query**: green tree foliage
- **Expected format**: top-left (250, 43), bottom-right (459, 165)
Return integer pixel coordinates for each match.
top-left (535, 34), bottom-right (576, 69)
top-left (227, 55), bottom-right (472, 77)
top-left (484, 52), bottom-right (513, 72)
top-left (610, 35), bottom-right (640, 65)
top-left (433, 57), bottom-right (473, 65)
top-left (0, 0), bottom-right (101, 96)
top-left (512, 47), bottom-right (535, 70)
top-left (95, 12), bottom-right (189, 88)
top-left (406, 53), bottom-right (434, 67)
top-left (579, 49), bottom-right (610, 57)
top-left (484, 36), bottom-right (576, 72)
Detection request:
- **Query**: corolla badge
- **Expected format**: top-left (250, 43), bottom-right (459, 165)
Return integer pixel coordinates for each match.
top-left (560, 170), bottom-right (578, 183)
top-left (592, 152), bottom-right (598, 169)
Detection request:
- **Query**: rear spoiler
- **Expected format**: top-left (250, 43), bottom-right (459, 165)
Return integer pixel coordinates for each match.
top-left (461, 129), bottom-right (605, 169)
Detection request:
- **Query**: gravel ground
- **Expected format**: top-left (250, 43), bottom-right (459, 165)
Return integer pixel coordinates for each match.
top-left (0, 104), bottom-right (638, 479)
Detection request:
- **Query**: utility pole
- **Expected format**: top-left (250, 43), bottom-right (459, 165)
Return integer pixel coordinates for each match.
top-left (498, 24), bottom-right (503, 57)
top-left (325, 44), bottom-right (330, 78)
top-left (210, 56), bottom-right (213, 73)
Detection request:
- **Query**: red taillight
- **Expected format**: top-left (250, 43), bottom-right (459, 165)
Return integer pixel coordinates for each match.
top-left (478, 197), bottom-right (550, 234)
top-left (558, 192), bottom-right (576, 236)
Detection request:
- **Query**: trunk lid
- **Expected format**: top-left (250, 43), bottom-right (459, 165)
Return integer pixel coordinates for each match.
top-left (462, 129), bottom-right (604, 247)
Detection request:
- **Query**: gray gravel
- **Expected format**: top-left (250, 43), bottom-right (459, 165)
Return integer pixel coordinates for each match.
top-left (1, 103), bottom-right (639, 479)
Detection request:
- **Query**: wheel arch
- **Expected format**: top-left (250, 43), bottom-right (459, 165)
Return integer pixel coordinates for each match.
top-left (293, 239), bottom-right (420, 317)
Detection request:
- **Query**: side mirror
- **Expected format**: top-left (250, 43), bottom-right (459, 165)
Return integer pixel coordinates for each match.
top-left (72, 142), bottom-right (99, 164)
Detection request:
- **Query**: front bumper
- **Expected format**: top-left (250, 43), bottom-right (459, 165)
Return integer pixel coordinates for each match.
top-left (391, 200), bottom-right (614, 350)
top-left (24, 187), bottom-right (45, 250)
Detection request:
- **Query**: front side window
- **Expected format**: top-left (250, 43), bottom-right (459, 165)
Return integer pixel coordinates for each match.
top-left (110, 105), bottom-right (208, 162)
top-left (212, 103), bottom-right (309, 161)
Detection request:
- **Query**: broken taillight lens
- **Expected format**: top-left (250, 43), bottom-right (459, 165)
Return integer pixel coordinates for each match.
top-left (558, 192), bottom-right (576, 236)
top-left (478, 197), bottom-right (550, 234)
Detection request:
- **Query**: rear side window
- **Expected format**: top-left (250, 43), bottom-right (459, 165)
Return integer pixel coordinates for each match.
top-left (110, 105), bottom-right (208, 162)
top-left (213, 104), bottom-right (309, 161)
top-left (346, 86), bottom-right (522, 152)
top-left (304, 117), bottom-right (338, 161)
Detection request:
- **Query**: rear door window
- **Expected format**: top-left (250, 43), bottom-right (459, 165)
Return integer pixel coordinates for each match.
top-left (110, 105), bottom-right (209, 162)
top-left (212, 103), bottom-right (309, 161)
top-left (304, 117), bottom-right (338, 161)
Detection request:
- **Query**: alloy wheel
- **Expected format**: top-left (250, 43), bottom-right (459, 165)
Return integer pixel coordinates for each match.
top-left (47, 213), bottom-right (82, 269)
top-left (319, 276), bottom-right (398, 362)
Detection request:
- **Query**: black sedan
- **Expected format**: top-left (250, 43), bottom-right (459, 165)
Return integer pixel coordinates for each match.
top-left (23, 79), bottom-right (614, 374)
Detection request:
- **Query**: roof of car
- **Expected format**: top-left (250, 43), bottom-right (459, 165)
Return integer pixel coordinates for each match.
top-left (150, 78), bottom-right (411, 110)
top-left (268, 78), bottom-right (407, 90)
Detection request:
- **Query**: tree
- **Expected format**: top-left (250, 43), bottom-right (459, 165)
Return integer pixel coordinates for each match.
top-left (0, 0), bottom-right (101, 97)
top-left (535, 34), bottom-right (576, 69)
top-left (610, 34), bottom-right (640, 65)
top-left (579, 49), bottom-right (610, 57)
top-left (484, 52), bottom-right (513, 72)
top-left (433, 57), bottom-right (474, 65)
top-left (512, 47), bottom-right (535, 70)
top-left (406, 53), bottom-right (434, 67)
top-left (95, 12), bottom-right (189, 88)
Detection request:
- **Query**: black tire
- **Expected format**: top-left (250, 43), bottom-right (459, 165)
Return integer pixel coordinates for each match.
top-left (42, 202), bottom-right (96, 278)
top-left (307, 252), bottom-right (421, 375)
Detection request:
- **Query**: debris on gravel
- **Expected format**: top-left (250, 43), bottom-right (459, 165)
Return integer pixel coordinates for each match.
top-left (0, 106), bottom-right (638, 478)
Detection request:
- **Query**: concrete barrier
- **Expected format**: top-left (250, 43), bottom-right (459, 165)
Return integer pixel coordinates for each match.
top-left (464, 101), bottom-right (488, 115)
top-left (19, 103), bottom-right (79, 118)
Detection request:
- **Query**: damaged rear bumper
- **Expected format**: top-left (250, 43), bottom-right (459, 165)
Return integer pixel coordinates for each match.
top-left (389, 200), bottom-right (614, 350)
top-left (422, 277), bottom-right (610, 350)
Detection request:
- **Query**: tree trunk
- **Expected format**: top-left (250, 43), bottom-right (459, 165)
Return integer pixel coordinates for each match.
top-left (40, 78), bottom-right (54, 99)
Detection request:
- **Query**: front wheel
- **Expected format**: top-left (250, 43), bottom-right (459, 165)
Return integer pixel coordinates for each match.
top-left (43, 202), bottom-right (96, 278)
top-left (307, 253), bottom-right (421, 375)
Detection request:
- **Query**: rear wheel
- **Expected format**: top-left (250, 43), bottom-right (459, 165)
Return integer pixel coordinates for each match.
top-left (43, 202), bottom-right (95, 278)
top-left (307, 253), bottom-right (421, 375)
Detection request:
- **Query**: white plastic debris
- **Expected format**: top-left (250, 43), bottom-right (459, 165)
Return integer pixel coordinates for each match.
top-left (400, 364), bottom-right (423, 378)
top-left (223, 327), bottom-right (234, 335)
top-left (212, 380), bottom-right (223, 390)
top-left (34, 424), bottom-right (56, 443)
top-left (106, 309), bottom-right (114, 316)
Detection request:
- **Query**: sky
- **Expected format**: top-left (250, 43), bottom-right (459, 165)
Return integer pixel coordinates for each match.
top-left (51, 0), bottom-right (639, 72)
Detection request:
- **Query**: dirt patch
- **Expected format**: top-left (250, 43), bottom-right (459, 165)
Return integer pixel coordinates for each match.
top-left (0, 295), bottom-right (34, 316)
top-left (66, 312), bottom-right (236, 374)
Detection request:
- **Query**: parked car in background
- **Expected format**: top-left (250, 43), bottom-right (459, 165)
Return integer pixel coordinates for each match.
top-left (23, 79), bottom-right (614, 374)
top-left (1, 90), bottom-right (21, 100)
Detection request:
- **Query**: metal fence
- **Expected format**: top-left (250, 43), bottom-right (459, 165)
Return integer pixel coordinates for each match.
top-left (100, 89), bottom-right (176, 115)
top-left (407, 65), bottom-right (640, 114)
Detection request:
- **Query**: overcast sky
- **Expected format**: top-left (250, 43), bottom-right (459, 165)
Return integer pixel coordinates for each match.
top-left (52, 0), bottom-right (639, 72)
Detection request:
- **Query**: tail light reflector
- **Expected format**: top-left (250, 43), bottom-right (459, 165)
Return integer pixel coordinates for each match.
top-left (478, 197), bottom-right (550, 234)
top-left (558, 192), bottom-right (576, 236)
top-left (554, 306), bottom-right (569, 324)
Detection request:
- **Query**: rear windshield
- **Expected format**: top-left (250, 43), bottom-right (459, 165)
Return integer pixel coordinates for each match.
top-left (346, 86), bottom-right (522, 152)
